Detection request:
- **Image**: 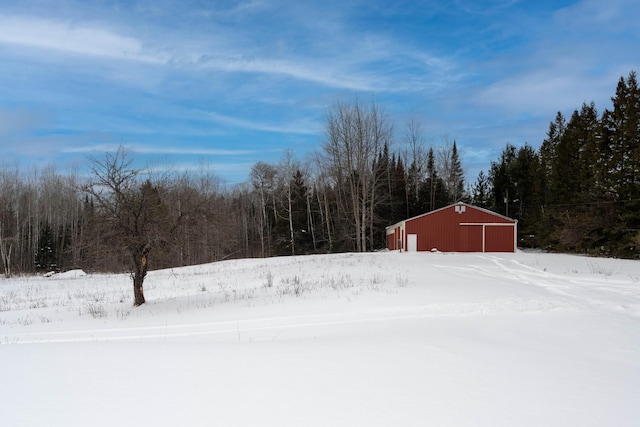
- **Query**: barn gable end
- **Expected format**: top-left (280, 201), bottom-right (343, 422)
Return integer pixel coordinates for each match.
top-left (385, 202), bottom-right (517, 253)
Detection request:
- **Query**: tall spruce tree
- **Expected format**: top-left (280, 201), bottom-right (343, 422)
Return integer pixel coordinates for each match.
top-left (34, 221), bottom-right (57, 272)
top-left (373, 144), bottom-right (396, 247)
top-left (537, 112), bottom-right (565, 248)
top-left (488, 143), bottom-right (542, 246)
top-left (424, 147), bottom-right (440, 211)
top-left (471, 170), bottom-right (491, 209)
top-left (548, 103), bottom-right (607, 252)
top-left (489, 144), bottom-right (517, 216)
top-left (600, 71), bottom-right (640, 257)
top-left (406, 160), bottom-right (422, 217)
top-left (511, 144), bottom-right (542, 247)
top-left (291, 170), bottom-right (314, 254)
top-left (392, 156), bottom-right (408, 222)
top-left (448, 141), bottom-right (465, 202)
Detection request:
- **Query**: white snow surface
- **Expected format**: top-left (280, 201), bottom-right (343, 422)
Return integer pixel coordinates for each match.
top-left (1, 251), bottom-right (639, 426)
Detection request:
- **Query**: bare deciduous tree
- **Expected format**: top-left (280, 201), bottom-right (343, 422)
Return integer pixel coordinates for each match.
top-left (84, 147), bottom-right (178, 306)
top-left (322, 99), bottom-right (392, 251)
top-left (276, 150), bottom-right (300, 255)
top-left (250, 161), bottom-right (277, 258)
top-left (0, 225), bottom-right (15, 278)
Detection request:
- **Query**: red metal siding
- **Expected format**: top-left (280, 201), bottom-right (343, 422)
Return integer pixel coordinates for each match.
top-left (459, 225), bottom-right (483, 252)
top-left (402, 204), bottom-right (515, 252)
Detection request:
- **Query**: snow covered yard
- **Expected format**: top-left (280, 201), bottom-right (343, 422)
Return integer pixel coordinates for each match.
top-left (1, 251), bottom-right (639, 426)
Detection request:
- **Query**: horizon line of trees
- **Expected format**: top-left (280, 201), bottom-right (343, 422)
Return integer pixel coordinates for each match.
top-left (0, 113), bottom-right (465, 281)
top-left (1, 71), bottom-right (638, 286)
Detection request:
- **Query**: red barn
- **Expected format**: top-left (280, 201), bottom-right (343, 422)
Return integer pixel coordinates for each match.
top-left (386, 202), bottom-right (517, 253)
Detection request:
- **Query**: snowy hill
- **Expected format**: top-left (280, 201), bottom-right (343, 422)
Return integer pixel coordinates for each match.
top-left (1, 251), bottom-right (639, 426)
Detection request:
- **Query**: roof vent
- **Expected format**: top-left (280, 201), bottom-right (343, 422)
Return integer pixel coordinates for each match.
top-left (455, 204), bottom-right (466, 214)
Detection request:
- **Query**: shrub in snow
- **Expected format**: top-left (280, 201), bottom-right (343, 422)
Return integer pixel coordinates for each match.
top-left (83, 301), bottom-right (107, 319)
top-left (263, 270), bottom-right (274, 288)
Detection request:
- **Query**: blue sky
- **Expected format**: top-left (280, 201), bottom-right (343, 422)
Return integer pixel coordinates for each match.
top-left (1, 0), bottom-right (638, 184)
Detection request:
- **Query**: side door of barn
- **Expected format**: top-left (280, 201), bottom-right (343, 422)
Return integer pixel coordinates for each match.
top-left (407, 234), bottom-right (417, 252)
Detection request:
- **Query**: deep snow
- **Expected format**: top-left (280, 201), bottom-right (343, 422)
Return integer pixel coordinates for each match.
top-left (1, 251), bottom-right (639, 426)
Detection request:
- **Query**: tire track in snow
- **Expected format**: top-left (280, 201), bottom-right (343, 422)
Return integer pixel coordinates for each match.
top-left (3, 299), bottom-right (572, 344)
top-left (481, 255), bottom-right (640, 318)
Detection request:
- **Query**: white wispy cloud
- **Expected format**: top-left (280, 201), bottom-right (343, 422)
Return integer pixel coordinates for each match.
top-left (208, 112), bottom-right (320, 135)
top-left (62, 144), bottom-right (255, 156)
top-left (453, 0), bottom-right (521, 16)
top-left (0, 108), bottom-right (49, 136)
top-left (470, 0), bottom-right (638, 117)
top-left (4, 0), bottom-right (634, 186)
top-left (146, 161), bottom-right (255, 184)
top-left (0, 10), bottom-right (455, 94)
top-left (207, 0), bottom-right (270, 22)
top-left (475, 72), bottom-right (607, 115)
top-left (0, 14), bottom-right (166, 64)
top-left (553, 0), bottom-right (640, 33)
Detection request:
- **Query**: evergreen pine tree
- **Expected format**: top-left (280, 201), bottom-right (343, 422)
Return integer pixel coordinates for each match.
top-left (406, 160), bottom-right (422, 217)
top-left (448, 141), bottom-right (465, 202)
top-left (489, 144), bottom-right (516, 216)
top-left (471, 170), bottom-right (491, 209)
top-left (373, 144), bottom-right (400, 248)
top-left (600, 71), bottom-right (640, 257)
top-left (392, 157), bottom-right (408, 222)
top-left (290, 170), bottom-right (314, 254)
top-left (537, 112), bottom-right (565, 249)
top-left (35, 221), bottom-right (57, 272)
top-left (424, 148), bottom-right (438, 212)
top-left (511, 144), bottom-right (542, 247)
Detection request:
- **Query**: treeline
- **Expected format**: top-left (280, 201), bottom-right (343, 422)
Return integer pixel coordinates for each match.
top-left (0, 162), bottom-right (239, 278)
top-left (0, 71), bottom-right (638, 278)
top-left (0, 101), bottom-right (465, 277)
top-left (471, 71), bottom-right (639, 258)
